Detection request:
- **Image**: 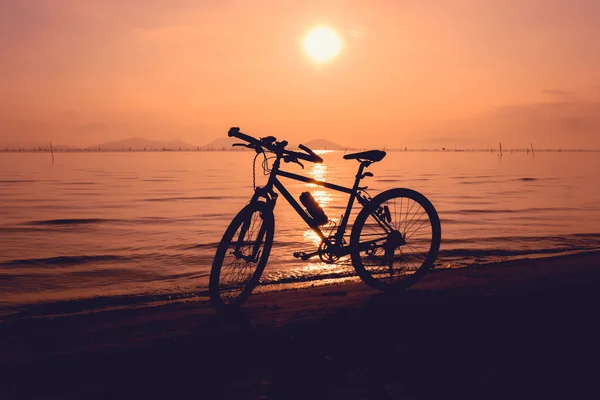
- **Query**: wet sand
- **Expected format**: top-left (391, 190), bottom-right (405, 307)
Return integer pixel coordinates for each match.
top-left (2, 251), bottom-right (600, 399)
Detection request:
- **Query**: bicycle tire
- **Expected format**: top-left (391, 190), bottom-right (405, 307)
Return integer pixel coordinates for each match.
top-left (350, 188), bottom-right (441, 292)
top-left (210, 201), bottom-right (274, 310)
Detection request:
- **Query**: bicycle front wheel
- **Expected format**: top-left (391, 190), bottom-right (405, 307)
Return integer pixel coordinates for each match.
top-left (350, 188), bottom-right (441, 292)
top-left (209, 201), bottom-right (274, 310)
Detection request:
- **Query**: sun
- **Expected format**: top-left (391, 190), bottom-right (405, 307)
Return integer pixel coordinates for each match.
top-left (302, 26), bottom-right (342, 63)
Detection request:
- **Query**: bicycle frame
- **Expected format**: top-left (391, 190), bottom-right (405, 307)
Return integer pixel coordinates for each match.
top-left (249, 153), bottom-right (379, 258)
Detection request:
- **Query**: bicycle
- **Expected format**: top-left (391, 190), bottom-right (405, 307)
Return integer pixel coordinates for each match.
top-left (210, 127), bottom-right (441, 310)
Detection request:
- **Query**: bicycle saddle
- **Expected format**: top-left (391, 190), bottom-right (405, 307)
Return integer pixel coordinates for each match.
top-left (343, 150), bottom-right (386, 162)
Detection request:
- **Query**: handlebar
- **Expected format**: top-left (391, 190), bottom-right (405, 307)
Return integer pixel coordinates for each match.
top-left (228, 127), bottom-right (259, 146)
top-left (228, 127), bottom-right (323, 164)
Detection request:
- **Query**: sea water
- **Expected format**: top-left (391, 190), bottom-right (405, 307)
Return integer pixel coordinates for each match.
top-left (1, 150), bottom-right (599, 315)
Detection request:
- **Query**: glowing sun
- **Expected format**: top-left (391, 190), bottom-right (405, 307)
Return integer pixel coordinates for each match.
top-left (303, 26), bottom-right (342, 63)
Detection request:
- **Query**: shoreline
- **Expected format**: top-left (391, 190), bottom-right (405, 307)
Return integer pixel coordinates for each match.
top-left (2, 250), bottom-right (600, 398)
top-left (2, 248), bottom-right (599, 321)
top-left (2, 249), bottom-right (599, 320)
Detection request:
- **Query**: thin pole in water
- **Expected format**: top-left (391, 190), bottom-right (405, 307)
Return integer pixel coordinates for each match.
top-left (530, 142), bottom-right (535, 158)
top-left (50, 141), bottom-right (55, 163)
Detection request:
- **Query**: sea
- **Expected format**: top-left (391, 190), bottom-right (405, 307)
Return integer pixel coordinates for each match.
top-left (1, 150), bottom-right (599, 316)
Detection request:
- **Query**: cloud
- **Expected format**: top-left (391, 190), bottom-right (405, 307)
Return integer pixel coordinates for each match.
top-left (481, 101), bottom-right (600, 147)
top-left (0, 112), bottom-right (209, 147)
top-left (540, 89), bottom-right (573, 96)
top-left (418, 100), bottom-right (600, 149)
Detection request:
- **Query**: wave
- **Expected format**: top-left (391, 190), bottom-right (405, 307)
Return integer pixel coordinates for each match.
top-left (26, 218), bottom-right (116, 226)
top-left (438, 246), bottom-right (596, 258)
top-left (440, 233), bottom-right (600, 245)
top-left (451, 175), bottom-right (496, 179)
top-left (375, 178), bottom-right (431, 183)
top-left (20, 216), bottom-right (214, 228)
top-left (0, 179), bottom-right (40, 184)
top-left (446, 206), bottom-right (581, 214)
top-left (143, 196), bottom-right (246, 202)
top-left (0, 255), bottom-right (130, 267)
top-left (171, 242), bottom-right (221, 250)
top-left (260, 269), bottom-right (356, 286)
top-left (457, 180), bottom-right (504, 185)
top-left (438, 218), bottom-right (493, 225)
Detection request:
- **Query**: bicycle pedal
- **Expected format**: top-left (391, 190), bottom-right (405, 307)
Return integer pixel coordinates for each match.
top-left (293, 251), bottom-right (306, 259)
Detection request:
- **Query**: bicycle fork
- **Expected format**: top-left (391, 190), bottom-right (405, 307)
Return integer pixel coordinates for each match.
top-left (233, 210), bottom-right (268, 264)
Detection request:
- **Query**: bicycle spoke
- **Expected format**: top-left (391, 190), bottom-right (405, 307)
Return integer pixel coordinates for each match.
top-left (404, 205), bottom-right (425, 235)
top-left (396, 196), bottom-right (401, 232)
top-left (352, 190), bottom-right (440, 291)
top-left (216, 209), bottom-right (268, 303)
top-left (403, 199), bottom-right (417, 234)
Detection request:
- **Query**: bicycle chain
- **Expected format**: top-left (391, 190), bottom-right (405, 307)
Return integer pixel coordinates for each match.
top-left (252, 152), bottom-right (259, 190)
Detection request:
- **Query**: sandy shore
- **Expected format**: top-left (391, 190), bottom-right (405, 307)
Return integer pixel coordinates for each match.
top-left (2, 251), bottom-right (600, 399)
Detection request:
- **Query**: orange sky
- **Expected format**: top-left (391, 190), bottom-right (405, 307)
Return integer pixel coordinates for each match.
top-left (1, 0), bottom-right (599, 149)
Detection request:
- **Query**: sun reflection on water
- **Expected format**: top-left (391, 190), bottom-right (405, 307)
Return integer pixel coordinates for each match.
top-left (302, 159), bottom-right (340, 246)
top-left (311, 190), bottom-right (330, 207)
top-left (307, 163), bottom-right (327, 186)
top-left (303, 229), bottom-right (322, 246)
top-left (294, 259), bottom-right (353, 277)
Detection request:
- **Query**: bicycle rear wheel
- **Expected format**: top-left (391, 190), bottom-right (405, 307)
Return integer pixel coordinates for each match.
top-left (350, 188), bottom-right (441, 292)
top-left (210, 201), bottom-right (274, 310)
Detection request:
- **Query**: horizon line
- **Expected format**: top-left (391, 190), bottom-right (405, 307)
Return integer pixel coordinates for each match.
top-left (2, 147), bottom-right (600, 153)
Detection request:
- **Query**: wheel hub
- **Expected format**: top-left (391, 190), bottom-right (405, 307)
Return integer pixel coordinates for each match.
top-left (384, 230), bottom-right (406, 252)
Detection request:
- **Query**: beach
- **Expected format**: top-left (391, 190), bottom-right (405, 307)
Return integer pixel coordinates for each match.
top-left (2, 251), bottom-right (600, 399)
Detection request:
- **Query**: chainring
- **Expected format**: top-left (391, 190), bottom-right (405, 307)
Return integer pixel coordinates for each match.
top-left (318, 237), bottom-right (341, 263)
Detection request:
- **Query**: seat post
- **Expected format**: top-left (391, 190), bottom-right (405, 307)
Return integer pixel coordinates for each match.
top-left (353, 161), bottom-right (370, 187)
top-left (336, 160), bottom-right (371, 238)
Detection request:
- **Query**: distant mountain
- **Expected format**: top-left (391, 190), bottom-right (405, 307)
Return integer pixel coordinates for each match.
top-left (0, 141), bottom-right (72, 150)
top-left (46, 143), bottom-right (72, 151)
top-left (201, 137), bottom-right (349, 151)
top-left (90, 138), bottom-right (197, 150)
top-left (0, 136), bottom-right (349, 151)
top-left (202, 137), bottom-right (244, 150)
top-left (302, 138), bottom-right (347, 150)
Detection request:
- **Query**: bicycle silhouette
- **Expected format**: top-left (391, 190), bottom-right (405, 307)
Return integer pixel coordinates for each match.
top-left (210, 128), bottom-right (441, 310)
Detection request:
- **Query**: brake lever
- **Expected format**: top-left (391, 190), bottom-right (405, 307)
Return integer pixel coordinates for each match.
top-left (283, 157), bottom-right (304, 169)
top-left (232, 142), bottom-right (263, 154)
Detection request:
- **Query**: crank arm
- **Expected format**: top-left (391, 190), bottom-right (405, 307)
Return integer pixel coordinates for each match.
top-left (293, 250), bottom-right (320, 261)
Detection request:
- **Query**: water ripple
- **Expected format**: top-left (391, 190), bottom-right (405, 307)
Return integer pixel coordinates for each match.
top-left (1, 255), bottom-right (129, 267)
top-left (26, 218), bottom-right (115, 226)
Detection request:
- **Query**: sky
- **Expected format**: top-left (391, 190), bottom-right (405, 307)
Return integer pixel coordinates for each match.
top-left (1, 0), bottom-right (599, 149)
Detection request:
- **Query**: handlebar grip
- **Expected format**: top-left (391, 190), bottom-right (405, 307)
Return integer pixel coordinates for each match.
top-left (294, 151), bottom-right (323, 163)
top-left (228, 127), bottom-right (257, 144)
top-left (298, 144), bottom-right (323, 163)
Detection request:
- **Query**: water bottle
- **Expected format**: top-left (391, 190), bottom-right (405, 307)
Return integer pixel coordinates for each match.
top-left (300, 192), bottom-right (328, 226)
